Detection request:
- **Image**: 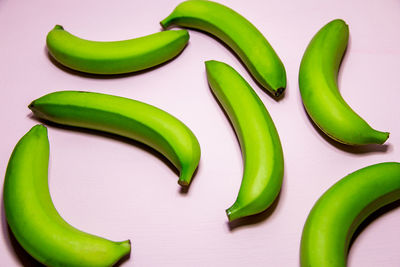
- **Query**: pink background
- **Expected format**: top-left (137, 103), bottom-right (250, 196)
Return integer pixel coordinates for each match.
top-left (1, 0), bottom-right (400, 266)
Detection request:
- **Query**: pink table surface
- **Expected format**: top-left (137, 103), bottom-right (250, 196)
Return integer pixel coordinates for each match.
top-left (1, 0), bottom-right (399, 266)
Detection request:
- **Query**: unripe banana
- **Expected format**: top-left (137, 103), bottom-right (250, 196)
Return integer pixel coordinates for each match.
top-left (300, 162), bottom-right (400, 267)
top-left (161, 0), bottom-right (286, 97)
top-left (205, 60), bottom-right (284, 221)
top-left (299, 19), bottom-right (389, 145)
top-left (29, 91), bottom-right (200, 187)
top-left (46, 25), bottom-right (189, 74)
top-left (3, 125), bottom-right (131, 266)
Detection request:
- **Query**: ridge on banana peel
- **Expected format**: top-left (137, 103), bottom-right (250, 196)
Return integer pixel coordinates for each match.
top-left (300, 162), bottom-right (400, 267)
top-left (205, 60), bottom-right (284, 221)
top-left (3, 124), bottom-right (131, 266)
top-left (46, 25), bottom-right (189, 74)
top-left (161, 0), bottom-right (286, 97)
top-left (29, 91), bottom-right (201, 187)
top-left (298, 19), bottom-right (389, 145)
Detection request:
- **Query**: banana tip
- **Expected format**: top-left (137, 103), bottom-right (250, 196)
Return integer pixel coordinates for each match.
top-left (177, 180), bottom-right (189, 187)
top-left (117, 239), bottom-right (131, 261)
top-left (225, 207), bottom-right (238, 222)
top-left (28, 124), bottom-right (48, 137)
top-left (54, 25), bottom-right (64, 30)
top-left (123, 239), bottom-right (131, 248)
top-left (274, 87), bottom-right (285, 98)
top-left (159, 19), bottom-right (168, 29)
top-left (380, 131), bottom-right (390, 144)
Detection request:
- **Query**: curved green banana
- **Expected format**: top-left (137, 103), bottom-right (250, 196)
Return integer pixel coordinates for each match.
top-left (299, 19), bottom-right (389, 145)
top-left (29, 91), bottom-right (200, 187)
top-left (161, 0), bottom-right (286, 97)
top-left (46, 25), bottom-right (189, 74)
top-left (300, 162), bottom-right (400, 267)
top-left (4, 125), bottom-right (131, 266)
top-left (205, 60), bottom-right (284, 221)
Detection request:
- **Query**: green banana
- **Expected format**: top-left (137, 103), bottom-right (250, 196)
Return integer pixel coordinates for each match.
top-left (46, 25), bottom-right (189, 74)
top-left (205, 60), bottom-right (284, 221)
top-left (29, 91), bottom-right (200, 187)
top-left (3, 124), bottom-right (131, 266)
top-left (161, 0), bottom-right (286, 97)
top-left (299, 19), bottom-right (389, 145)
top-left (301, 162), bottom-right (400, 267)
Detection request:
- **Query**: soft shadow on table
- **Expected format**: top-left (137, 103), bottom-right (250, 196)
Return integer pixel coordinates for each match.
top-left (301, 105), bottom-right (390, 154)
top-left (167, 26), bottom-right (286, 102)
top-left (1, 198), bottom-right (45, 266)
top-left (349, 198), bottom-right (400, 250)
top-left (44, 43), bottom-right (189, 80)
top-left (28, 115), bottom-right (200, 195)
top-left (227, 190), bottom-right (282, 232)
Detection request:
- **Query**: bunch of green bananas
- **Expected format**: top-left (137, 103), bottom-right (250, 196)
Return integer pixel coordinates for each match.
top-left (3, 1), bottom-right (398, 266)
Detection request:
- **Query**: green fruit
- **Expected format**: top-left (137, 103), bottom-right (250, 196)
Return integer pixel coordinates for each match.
top-left (301, 162), bottom-right (400, 267)
top-left (29, 91), bottom-right (201, 187)
top-left (205, 60), bottom-right (284, 221)
top-left (3, 125), bottom-right (131, 266)
top-left (299, 19), bottom-right (389, 145)
top-left (161, 0), bottom-right (286, 97)
top-left (46, 25), bottom-right (189, 74)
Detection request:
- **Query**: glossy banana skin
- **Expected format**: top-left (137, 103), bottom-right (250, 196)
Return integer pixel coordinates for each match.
top-left (205, 60), bottom-right (284, 221)
top-left (29, 91), bottom-right (200, 187)
top-left (46, 25), bottom-right (189, 74)
top-left (301, 162), bottom-right (400, 267)
top-left (299, 19), bottom-right (389, 145)
top-left (161, 0), bottom-right (286, 97)
top-left (3, 125), bottom-right (131, 266)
